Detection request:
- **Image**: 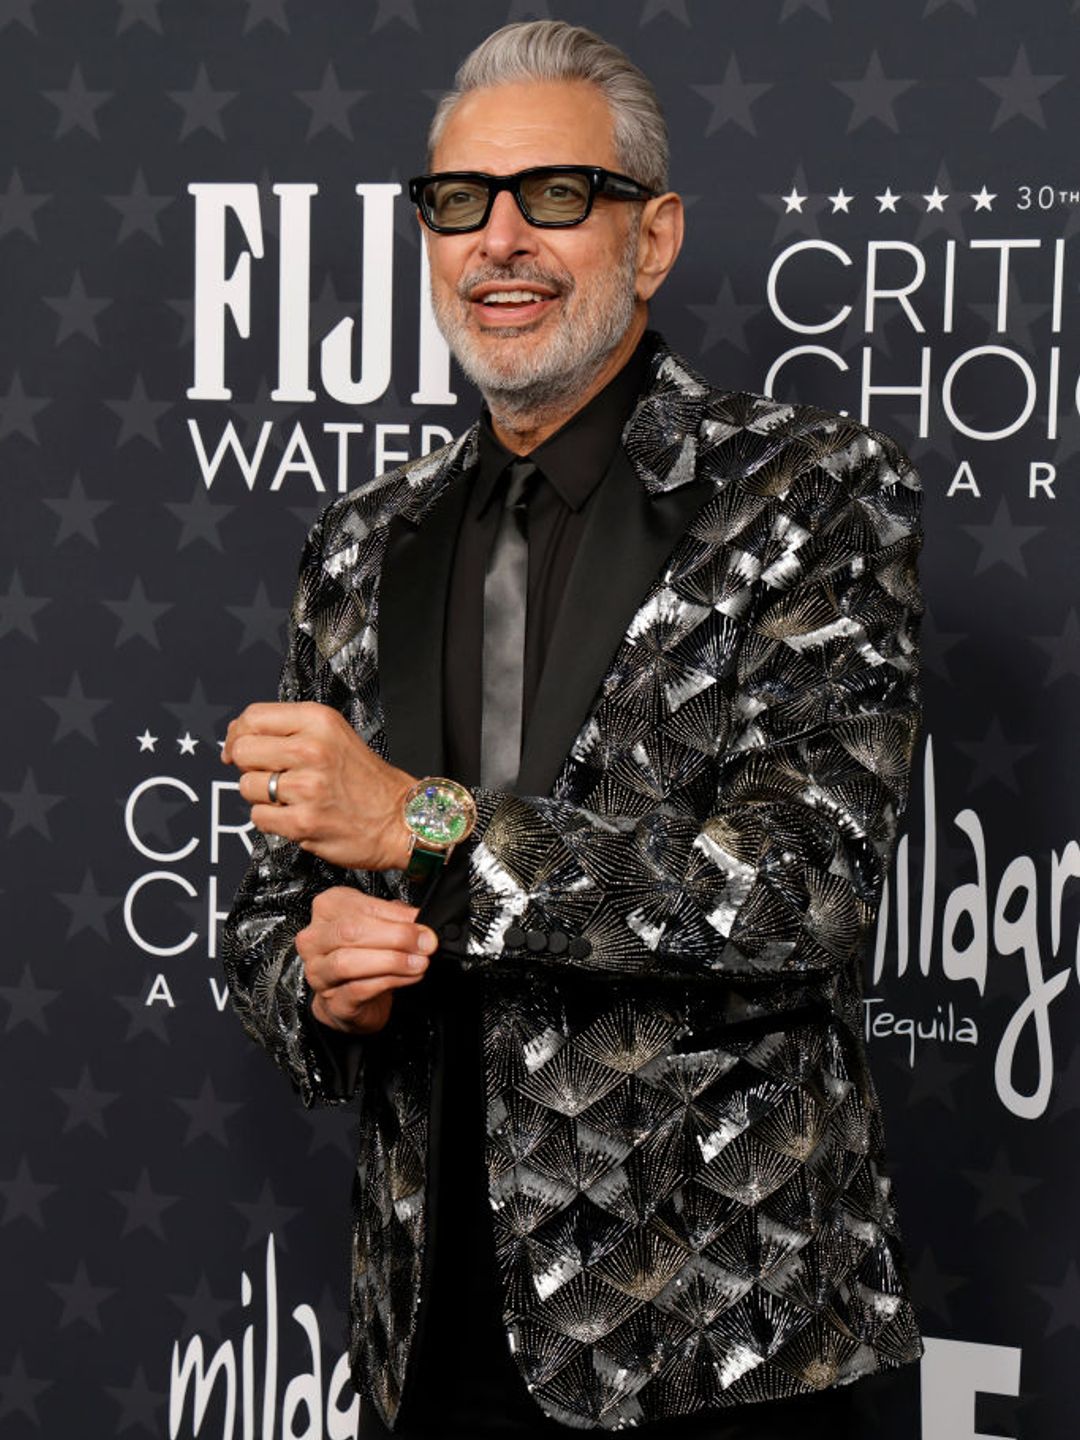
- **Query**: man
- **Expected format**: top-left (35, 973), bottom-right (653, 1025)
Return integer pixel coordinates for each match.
top-left (222, 20), bottom-right (923, 1440)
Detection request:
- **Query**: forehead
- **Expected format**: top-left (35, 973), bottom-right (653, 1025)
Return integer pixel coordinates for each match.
top-left (432, 80), bottom-right (619, 174)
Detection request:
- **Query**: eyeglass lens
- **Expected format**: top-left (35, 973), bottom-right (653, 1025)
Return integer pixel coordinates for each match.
top-left (424, 170), bottom-right (593, 229)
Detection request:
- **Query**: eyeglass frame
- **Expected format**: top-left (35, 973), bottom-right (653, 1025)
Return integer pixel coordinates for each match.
top-left (407, 165), bottom-right (658, 234)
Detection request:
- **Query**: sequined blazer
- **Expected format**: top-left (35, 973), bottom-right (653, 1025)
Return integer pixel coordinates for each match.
top-left (222, 336), bottom-right (924, 1430)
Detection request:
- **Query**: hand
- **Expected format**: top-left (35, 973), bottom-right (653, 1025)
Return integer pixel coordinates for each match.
top-left (222, 701), bottom-right (416, 871)
top-left (297, 887), bottom-right (438, 1035)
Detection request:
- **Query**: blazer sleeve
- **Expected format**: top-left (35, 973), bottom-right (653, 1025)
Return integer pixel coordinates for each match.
top-left (456, 427), bottom-right (922, 983)
top-left (220, 512), bottom-right (393, 1108)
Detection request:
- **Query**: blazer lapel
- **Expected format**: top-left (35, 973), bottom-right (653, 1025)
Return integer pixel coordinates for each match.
top-left (378, 446), bottom-right (474, 778)
top-left (515, 447), bottom-right (714, 797)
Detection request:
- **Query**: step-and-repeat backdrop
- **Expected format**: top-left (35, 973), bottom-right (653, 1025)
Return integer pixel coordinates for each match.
top-left (4, 2), bottom-right (1078, 1436)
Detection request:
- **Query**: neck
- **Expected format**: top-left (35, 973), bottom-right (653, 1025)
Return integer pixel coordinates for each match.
top-left (486, 311), bottom-right (648, 454)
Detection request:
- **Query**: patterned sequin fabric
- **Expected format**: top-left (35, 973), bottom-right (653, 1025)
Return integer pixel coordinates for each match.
top-left (223, 337), bottom-right (923, 1430)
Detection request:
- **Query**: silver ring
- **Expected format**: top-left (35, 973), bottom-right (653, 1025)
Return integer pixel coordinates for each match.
top-left (267, 770), bottom-right (282, 805)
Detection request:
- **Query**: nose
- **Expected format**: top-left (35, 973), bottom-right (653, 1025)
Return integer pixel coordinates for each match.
top-left (479, 187), bottom-right (537, 264)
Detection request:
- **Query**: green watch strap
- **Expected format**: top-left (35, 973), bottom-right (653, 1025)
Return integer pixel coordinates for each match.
top-left (404, 841), bottom-right (449, 885)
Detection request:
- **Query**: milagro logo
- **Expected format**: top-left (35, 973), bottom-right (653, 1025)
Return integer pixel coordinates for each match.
top-left (169, 1235), bottom-right (359, 1440)
top-left (868, 735), bottom-right (1080, 1120)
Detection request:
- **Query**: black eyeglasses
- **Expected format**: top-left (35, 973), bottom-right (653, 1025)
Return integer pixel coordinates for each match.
top-left (408, 165), bottom-right (656, 234)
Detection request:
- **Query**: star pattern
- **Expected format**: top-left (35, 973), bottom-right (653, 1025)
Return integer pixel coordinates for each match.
top-left (692, 55), bottom-right (772, 136)
top-left (294, 63), bottom-right (365, 140)
top-left (833, 51), bottom-right (917, 132)
top-left (980, 44), bottom-right (1064, 129)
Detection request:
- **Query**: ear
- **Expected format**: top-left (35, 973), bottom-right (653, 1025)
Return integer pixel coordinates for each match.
top-left (634, 192), bottom-right (684, 302)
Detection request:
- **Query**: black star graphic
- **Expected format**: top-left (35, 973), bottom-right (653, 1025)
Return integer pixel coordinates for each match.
top-left (1033, 609), bottom-right (1080, 684)
top-left (980, 44), bottom-right (1063, 129)
top-left (111, 1168), bottom-right (179, 1240)
top-left (0, 168), bottom-right (50, 240)
top-left (117, 0), bottom-right (163, 33)
top-left (244, 0), bottom-right (289, 33)
top-left (55, 870), bottom-right (118, 941)
top-left (373, 0), bottom-right (419, 29)
top-left (968, 275), bottom-right (1048, 356)
top-left (166, 295), bottom-right (193, 346)
top-left (960, 1146), bottom-right (1040, 1224)
top-left (42, 672), bottom-right (110, 743)
top-left (833, 50), bottom-right (916, 132)
top-left (103, 1364), bottom-right (165, 1435)
top-left (0, 1156), bottom-right (58, 1227)
top-left (49, 1261), bottom-right (116, 1331)
top-left (954, 717), bottom-right (1036, 793)
top-left (0, 0), bottom-right (37, 33)
top-left (781, 0), bottom-right (832, 14)
top-left (687, 277), bottom-right (761, 354)
top-left (42, 64), bottom-right (112, 138)
top-left (0, 769), bottom-right (63, 838)
top-left (294, 64), bottom-right (365, 140)
top-left (919, 608), bottom-right (966, 684)
top-left (102, 576), bottom-right (172, 648)
top-left (1031, 1260), bottom-right (1080, 1337)
top-left (960, 497), bottom-right (1043, 576)
top-left (43, 269), bottom-right (111, 345)
top-left (233, 1180), bottom-right (302, 1250)
top-left (227, 581), bottom-right (286, 652)
top-left (168, 1273), bottom-right (236, 1341)
top-left (506, 0), bottom-right (551, 18)
top-left (105, 374), bottom-right (171, 448)
top-left (105, 168), bottom-right (173, 244)
top-left (44, 472), bottom-right (112, 546)
top-left (692, 55), bottom-right (771, 137)
top-left (168, 63), bottom-right (236, 141)
top-left (0, 1352), bottom-right (51, 1426)
top-left (301, 1105), bottom-right (358, 1161)
top-left (0, 964), bottom-right (59, 1033)
top-left (641, 0), bottom-right (690, 22)
top-left (116, 991), bottom-right (172, 1044)
top-left (0, 371), bottom-right (50, 442)
top-left (54, 1065), bottom-right (120, 1135)
top-left (897, 1043), bottom-right (968, 1111)
top-left (164, 489), bottom-right (235, 551)
top-left (0, 569), bottom-right (49, 639)
top-left (174, 1075), bottom-right (244, 1145)
top-left (909, 1245), bottom-right (968, 1325)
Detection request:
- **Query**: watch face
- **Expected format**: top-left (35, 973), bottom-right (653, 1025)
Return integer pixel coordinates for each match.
top-left (404, 779), bottom-right (475, 849)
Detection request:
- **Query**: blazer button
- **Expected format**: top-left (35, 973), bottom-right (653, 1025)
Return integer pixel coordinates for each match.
top-left (525, 929), bottom-right (547, 953)
top-left (548, 931), bottom-right (569, 955)
top-left (504, 926), bottom-right (527, 950)
top-left (568, 937), bottom-right (591, 959)
top-left (439, 922), bottom-right (461, 943)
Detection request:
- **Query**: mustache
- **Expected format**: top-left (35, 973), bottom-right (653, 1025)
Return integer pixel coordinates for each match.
top-left (457, 263), bottom-right (575, 302)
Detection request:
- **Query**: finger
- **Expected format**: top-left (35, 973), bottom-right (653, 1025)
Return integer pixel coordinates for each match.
top-left (231, 700), bottom-right (333, 738)
top-left (322, 971), bottom-right (429, 1012)
top-left (328, 913), bottom-right (438, 956)
top-left (229, 735), bottom-right (309, 774)
top-left (313, 946), bottom-right (431, 988)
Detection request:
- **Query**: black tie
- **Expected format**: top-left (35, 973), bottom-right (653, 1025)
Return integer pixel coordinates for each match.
top-left (480, 459), bottom-right (536, 790)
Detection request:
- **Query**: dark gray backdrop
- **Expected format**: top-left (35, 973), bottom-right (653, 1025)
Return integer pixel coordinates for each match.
top-left (3, 2), bottom-right (1078, 1437)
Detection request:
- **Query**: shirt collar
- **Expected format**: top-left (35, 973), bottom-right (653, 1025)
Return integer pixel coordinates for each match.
top-left (472, 335), bottom-right (653, 517)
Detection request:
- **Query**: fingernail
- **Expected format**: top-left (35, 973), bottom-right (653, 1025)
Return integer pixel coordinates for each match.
top-left (417, 931), bottom-right (437, 954)
top-left (408, 954), bottom-right (428, 970)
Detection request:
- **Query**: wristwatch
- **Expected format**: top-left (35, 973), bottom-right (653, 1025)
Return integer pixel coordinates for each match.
top-left (401, 777), bottom-right (477, 884)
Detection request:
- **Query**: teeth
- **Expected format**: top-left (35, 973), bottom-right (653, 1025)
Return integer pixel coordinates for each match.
top-left (481, 290), bottom-right (547, 304)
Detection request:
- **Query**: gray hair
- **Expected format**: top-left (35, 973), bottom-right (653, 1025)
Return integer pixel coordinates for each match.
top-left (427, 20), bottom-right (669, 194)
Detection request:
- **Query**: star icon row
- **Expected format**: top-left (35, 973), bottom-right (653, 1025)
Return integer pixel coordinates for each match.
top-left (136, 730), bottom-right (200, 755)
top-left (781, 185), bottom-right (997, 214)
